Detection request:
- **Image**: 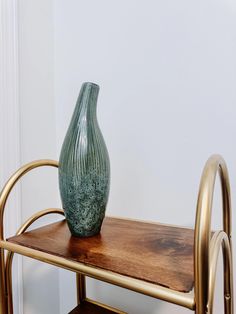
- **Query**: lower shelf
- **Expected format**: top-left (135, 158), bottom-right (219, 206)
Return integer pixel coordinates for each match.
top-left (68, 299), bottom-right (127, 314)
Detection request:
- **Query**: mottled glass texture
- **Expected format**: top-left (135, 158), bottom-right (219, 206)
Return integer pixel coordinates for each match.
top-left (59, 82), bottom-right (110, 237)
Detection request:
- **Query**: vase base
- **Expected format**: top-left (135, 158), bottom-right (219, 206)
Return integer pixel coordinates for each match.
top-left (67, 221), bottom-right (102, 238)
top-left (70, 229), bottom-right (101, 238)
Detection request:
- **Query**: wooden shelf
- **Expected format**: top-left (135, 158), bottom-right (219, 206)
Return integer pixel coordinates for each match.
top-left (68, 299), bottom-right (126, 314)
top-left (7, 216), bottom-right (194, 293)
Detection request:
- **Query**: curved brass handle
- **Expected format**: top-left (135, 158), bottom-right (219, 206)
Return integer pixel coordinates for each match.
top-left (208, 231), bottom-right (233, 314)
top-left (194, 155), bottom-right (233, 314)
top-left (0, 159), bottom-right (59, 314)
top-left (0, 159), bottom-right (58, 240)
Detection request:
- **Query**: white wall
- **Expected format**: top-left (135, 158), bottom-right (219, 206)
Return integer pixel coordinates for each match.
top-left (54, 0), bottom-right (236, 313)
top-left (0, 1), bottom-right (22, 312)
top-left (18, 1), bottom-right (60, 313)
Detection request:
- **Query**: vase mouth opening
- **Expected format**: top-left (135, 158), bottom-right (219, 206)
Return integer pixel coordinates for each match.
top-left (83, 82), bottom-right (100, 90)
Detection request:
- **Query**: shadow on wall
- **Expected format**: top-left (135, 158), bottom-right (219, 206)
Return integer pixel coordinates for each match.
top-left (22, 259), bottom-right (60, 314)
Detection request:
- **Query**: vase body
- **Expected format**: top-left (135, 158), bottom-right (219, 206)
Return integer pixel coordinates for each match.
top-left (59, 82), bottom-right (110, 237)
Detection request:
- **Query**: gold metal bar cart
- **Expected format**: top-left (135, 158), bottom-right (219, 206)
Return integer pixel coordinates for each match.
top-left (0, 155), bottom-right (234, 313)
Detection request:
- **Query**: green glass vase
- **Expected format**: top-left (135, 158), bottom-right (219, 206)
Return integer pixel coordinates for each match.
top-left (59, 82), bottom-right (110, 237)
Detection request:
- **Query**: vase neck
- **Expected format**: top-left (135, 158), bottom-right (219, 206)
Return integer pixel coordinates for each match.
top-left (73, 82), bottom-right (99, 124)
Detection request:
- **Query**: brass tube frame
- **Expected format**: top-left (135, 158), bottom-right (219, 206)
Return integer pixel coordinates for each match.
top-left (76, 273), bottom-right (86, 304)
top-left (0, 160), bottom-right (58, 314)
top-left (208, 231), bottom-right (233, 314)
top-left (0, 156), bottom-right (234, 313)
top-left (84, 298), bottom-right (127, 314)
top-left (194, 155), bottom-right (234, 314)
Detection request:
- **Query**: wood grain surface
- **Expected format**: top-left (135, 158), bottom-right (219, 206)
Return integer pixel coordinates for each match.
top-left (68, 300), bottom-right (121, 314)
top-left (7, 217), bottom-right (194, 292)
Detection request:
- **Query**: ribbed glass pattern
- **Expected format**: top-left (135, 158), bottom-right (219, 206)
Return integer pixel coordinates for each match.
top-left (59, 82), bottom-right (110, 237)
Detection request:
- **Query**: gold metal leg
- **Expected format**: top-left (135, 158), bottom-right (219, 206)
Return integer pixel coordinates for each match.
top-left (0, 248), bottom-right (7, 314)
top-left (5, 252), bottom-right (13, 314)
top-left (76, 273), bottom-right (86, 304)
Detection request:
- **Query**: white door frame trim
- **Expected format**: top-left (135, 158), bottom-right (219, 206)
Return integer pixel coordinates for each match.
top-left (0, 0), bottom-right (23, 313)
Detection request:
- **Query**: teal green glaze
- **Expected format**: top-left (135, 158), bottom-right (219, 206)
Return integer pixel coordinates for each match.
top-left (59, 82), bottom-right (110, 237)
